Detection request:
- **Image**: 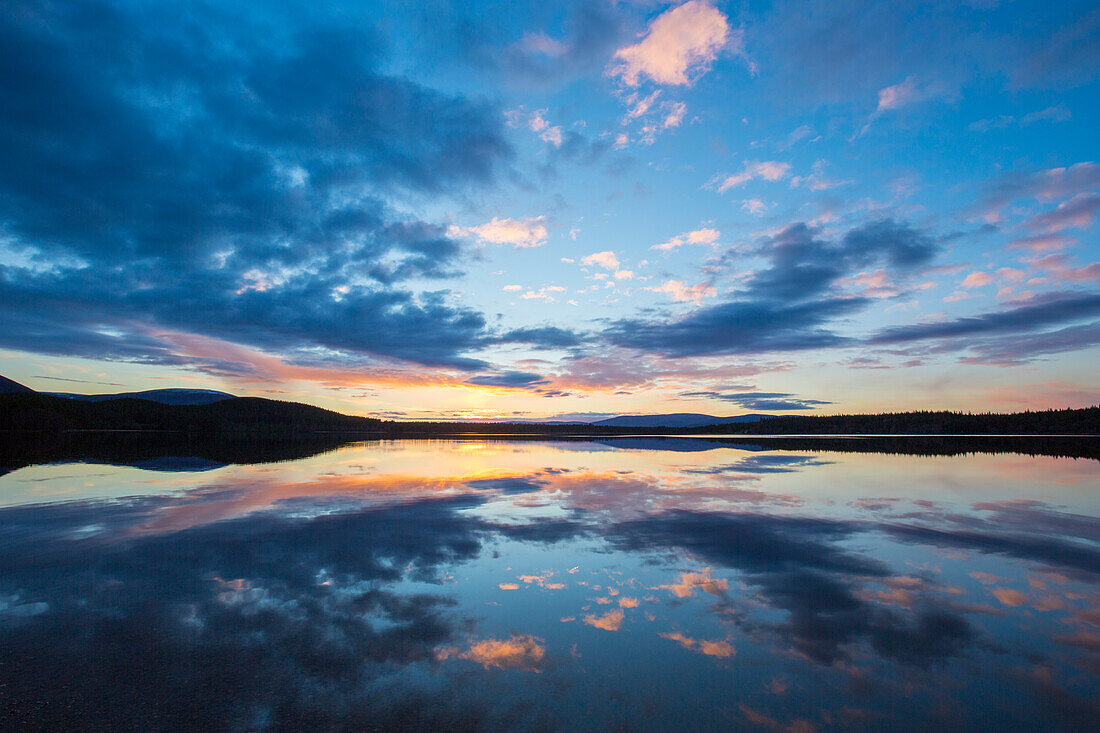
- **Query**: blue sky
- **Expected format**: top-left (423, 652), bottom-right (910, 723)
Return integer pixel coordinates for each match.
top-left (1, 0), bottom-right (1098, 418)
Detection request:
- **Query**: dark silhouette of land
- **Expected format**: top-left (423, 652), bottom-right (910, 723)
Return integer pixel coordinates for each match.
top-left (1, 385), bottom-right (1098, 472)
top-left (1, 389), bottom-right (1097, 438)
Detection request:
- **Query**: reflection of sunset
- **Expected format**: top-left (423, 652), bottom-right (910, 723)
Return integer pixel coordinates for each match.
top-left (659, 632), bottom-right (736, 658)
top-left (583, 608), bottom-right (624, 631)
top-left (659, 568), bottom-right (728, 599)
top-left (440, 634), bottom-right (546, 672)
top-left (4, 440), bottom-right (1100, 729)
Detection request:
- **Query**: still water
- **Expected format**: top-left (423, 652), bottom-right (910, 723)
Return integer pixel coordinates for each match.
top-left (1, 437), bottom-right (1098, 730)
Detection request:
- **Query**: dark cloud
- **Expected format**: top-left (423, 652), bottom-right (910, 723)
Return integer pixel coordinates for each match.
top-left (1026, 191), bottom-right (1100, 233)
top-left (605, 297), bottom-right (866, 357)
top-left (496, 326), bottom-right (584, 349)
top-left (867, 292), bottom-right (1100, 346)
top-left (0, 493), bottom-right (496, 728)
top-left (958, 321), bottom-right (1100, 366)
top-left (976, 162), bottom-right (1100, 217)
top-left (465, 371), bottom-right (549, 389)
top-left (465, 476), bottom-right (549, 494)
top-left (610, 510), bottom-right (975, 665)
top-left (0, 0), bottom-right (512, 369)
top-left (757, 0), bottom-right (1099, 102)
top-left (460, 1), bottom-right (631, 88)
top-left (1011, 5), bottom-right (1100, 88)
top-left (605, 219), bottom-right (935, 357)
top-left (680, 390), bottom-right (833, 411)
top-left (684, 454), bottom-right (834, 475)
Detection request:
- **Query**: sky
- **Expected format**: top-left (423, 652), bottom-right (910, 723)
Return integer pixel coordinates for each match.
top-left (1, 0), bottom-right (1098, 420)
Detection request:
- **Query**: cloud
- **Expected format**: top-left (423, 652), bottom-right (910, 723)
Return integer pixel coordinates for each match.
top-left (961, 272), bottom-right (994, 289)
top-left (977, 162), bottom-right (1100, 221)
top-left (496, 326), bottom-right (584, 349)
top-left (659, 632), bottom-right (736, 657)
top-left (1025, 192), bottom-right (1100, 233)
top-left (679, 391), bottom-right (832, 411)
top-left (876, 76), bottom-right (922, 111)
top-left (652, 227), bottom-right (720, 251)
top-left (505, 107), bottom-right (564, 147)
top-left (0, 1), bottom-right (514, 371)
top-left (968, 104), bottom-right (1072, 132)
top-left (663, 101), bottom-right (688, 128)
top-left (582, 251), bottom-right (621, 270)
top-left (608, 1), bottom-right (733, 87)
top-left (612, 510), bottom-right (976, 665)
top-left (582, 607), bottom-right (624, 631)
top-left (650, 280), bottom-right (718, 305)
top-left (867, 292), bottom-right (1100, 347)
top-left (0, 493), bottom-right (499, 727)
top-left (465, 371), bottom-right (550, 389)
top-left (470, 2), bottom-right (631, 88)
top-left (451, 216), bottom-right (549, 248)
top-left (606, 219), bottom-right (937, 358)
top-left (857, 75), bottom-right (947, 136)
top-left (710, 161), bottom-right (792, 192)
top-left (1011, 6), bottom-right (1100, 88)
top-left (456, 634), bottom-right (546, 672)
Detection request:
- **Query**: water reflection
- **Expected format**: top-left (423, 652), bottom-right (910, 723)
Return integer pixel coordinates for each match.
top-left (1, 439), bottom-right (1098, 730)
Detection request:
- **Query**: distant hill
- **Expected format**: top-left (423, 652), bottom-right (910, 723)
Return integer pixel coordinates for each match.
top-left (700, 408), bottom-right (1100, 436)
top-left (47, 388), bottom-right (236, 405)
top-left (0, 392), bottom-right (382, 436)
top-left (1, 376), bottom-right (1096, 439)
top-left (590, 413), bottom-right (774, 428)
top-left (0, 375), bottom-right (33, 394)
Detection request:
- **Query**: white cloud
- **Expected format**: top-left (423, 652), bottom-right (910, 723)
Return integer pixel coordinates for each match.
top-left (504, 107), bottom-right (564, 147)
top-left (450, 217), bottom-right (548, 248)
top-left (652, 227), bottom-right (720, 251)
top-left (740, 199), bottom-right (767, 215)
top-left (626, 90), bottom-right (662, 119)
top-left (608, 1), bottom-right (733, 87)
top-left (650, 279), bottom-right (717, 304)
top-left (663, 101), bottom-right (687, 129)
top-left (521, 285), bottom-right (567, 303)
top-left (876, 76), bottom-right (920, 112)
top-left (710, 161), bottom-right (791, 192)
top-left (582, 250), bottom-right (621, 270)
top-left (502, 284), bottom-right (523, 292)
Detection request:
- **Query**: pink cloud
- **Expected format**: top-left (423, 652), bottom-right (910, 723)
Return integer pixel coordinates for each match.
top-left (712, 161), bottom-right (792, 192)
top-left (451, 634), bottom-right (546, 672)
top-left (609, 1), bottom-right (733, 87)
top-left (1007, 234), bottom-right (1077, 251)
top-left (1027, 254), bottom-right (1100, 282)
top-left (581, 250), bottom-right (621, 270)
top-left (658, 568), bottom-right (728, 598)
top-left (663, 101), bottom-right (687, 128)
top-left (1025, 191), bottom-right (1100, 232)
top-left (650, 279), bottom-right (717, 304)
top-left (449, 216), bottom-right (548, 248)
top-left (659, 631), bottom-right (735, 658)
top-left (583, 608), bottom-right (625, 631)
top-left (876, 76), bottom-right (921, 111)
top-left (961, 272), bottom-right (994, 288)
top-left (652, 227), bottom-right (720, 251)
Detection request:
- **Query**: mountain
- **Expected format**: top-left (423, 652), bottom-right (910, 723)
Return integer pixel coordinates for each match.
top-left (47, 388), bottom-right (236, 405)
top-left (0, 393), bottom-right (382, 435)
top-left (0, 375), bottom-right (33, 394)
top-left (590, 413), bottom-right (775, 428)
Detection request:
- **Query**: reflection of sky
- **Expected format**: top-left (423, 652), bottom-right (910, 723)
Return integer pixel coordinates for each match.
top-left (1, 440), bottom-right (1099, 729)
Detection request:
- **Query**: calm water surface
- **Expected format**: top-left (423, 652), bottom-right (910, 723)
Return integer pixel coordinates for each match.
top-left (1, 438), bottom-right (1098, 730)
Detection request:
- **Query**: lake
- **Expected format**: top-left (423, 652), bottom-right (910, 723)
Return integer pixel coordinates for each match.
top-left (1, 437), bottom-right (1098, 730)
